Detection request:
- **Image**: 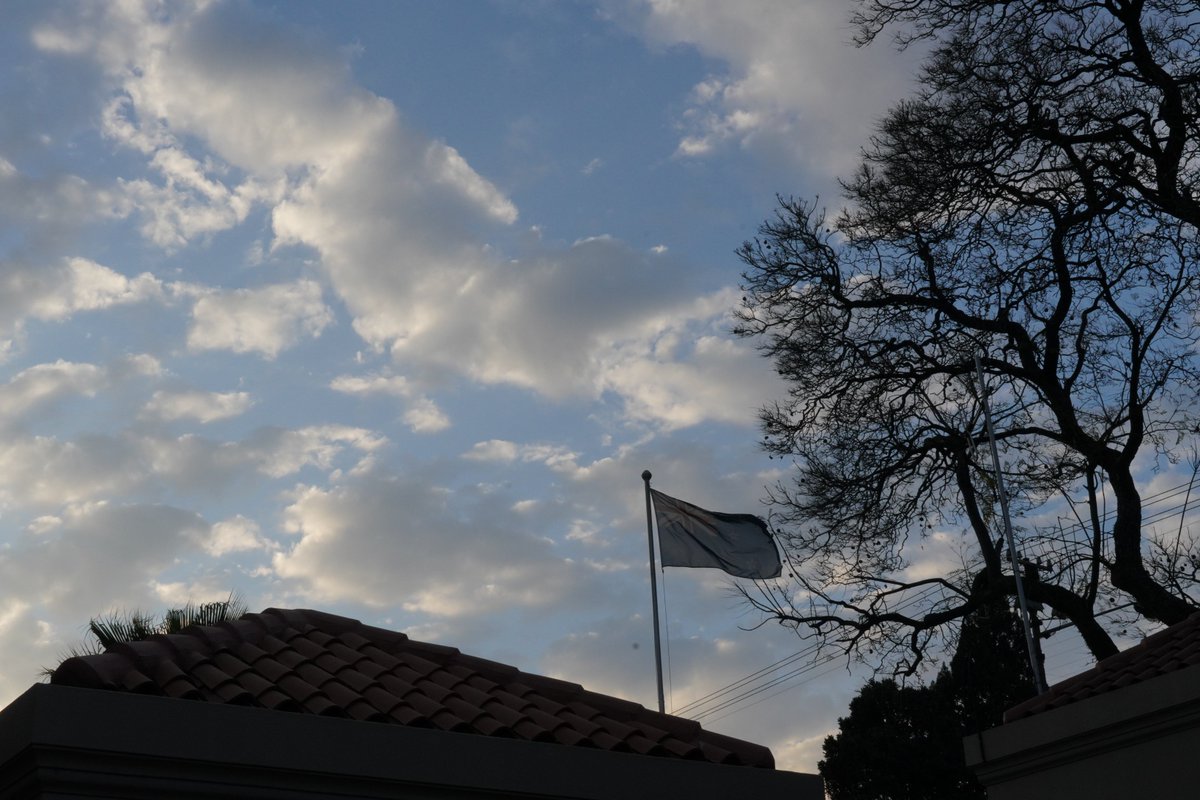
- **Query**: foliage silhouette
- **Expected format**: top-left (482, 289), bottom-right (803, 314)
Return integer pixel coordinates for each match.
top-left (42, 592), bottom-right (247, 677)
top-left (820, 601), bottom-right (1036, 799)
top-left (737, 0), bottom-right (1200, 671)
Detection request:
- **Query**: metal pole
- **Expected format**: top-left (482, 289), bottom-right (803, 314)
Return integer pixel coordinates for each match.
top-left (974, 355), bottom-right (1047, 695)
top-left (642, 470), bottom-right (666, 713)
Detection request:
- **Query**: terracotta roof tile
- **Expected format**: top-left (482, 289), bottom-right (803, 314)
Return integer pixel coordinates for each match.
top-left (49, 608), bottom-right (776, 768)
top-left (1006, 611), bottom-right (1200, 721)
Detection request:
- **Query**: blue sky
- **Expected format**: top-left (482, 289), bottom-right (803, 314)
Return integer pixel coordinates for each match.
top-left (0, 0), bottom-right (970, 771)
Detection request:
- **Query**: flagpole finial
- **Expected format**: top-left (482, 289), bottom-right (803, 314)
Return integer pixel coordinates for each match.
top-left (641, 470), bottom-right (652, 481)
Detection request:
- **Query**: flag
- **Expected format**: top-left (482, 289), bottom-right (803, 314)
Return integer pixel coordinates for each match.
top-left (650, 489), bottom-right (782, 579)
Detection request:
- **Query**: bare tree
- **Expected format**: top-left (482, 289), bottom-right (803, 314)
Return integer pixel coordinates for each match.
top-left (736, 0), bottom-right (1200, 672)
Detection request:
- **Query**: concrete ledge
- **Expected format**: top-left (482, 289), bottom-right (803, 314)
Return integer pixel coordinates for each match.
top-left (0, 684), bottom-right (823, 799)
top-left (964, 663), bottom-right (1200, 800)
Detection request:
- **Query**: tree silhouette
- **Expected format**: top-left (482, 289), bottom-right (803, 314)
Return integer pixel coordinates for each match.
top-left (737, 0), bottom-right (1200, 671)
top-left (820, 602), bottom-right (1035, 799)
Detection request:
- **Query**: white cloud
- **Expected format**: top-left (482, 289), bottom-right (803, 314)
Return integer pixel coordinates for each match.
top-left (0, 424), bottom-right (384, 513)
top-left (0, 361), bottom-right (105, 419)
top-left (463, 439), bottom-right (521, 463)
top-left (142, 389), bottom-right (254, 423)
top-left (462, 439), bottom-right (579, 472)
top-left (0, 257), bottom-right (163, 358)
top-left (272, 472), bottom-right (605, 613)
top-left (401, 398), bottom-right (451, 434)
top-left (187, 280), bottom-right (333, 358)
top-left (330, 372), bottom-right (451, 433)
top-left (29, 1), bottom-right (783, 432)
top-left (618, 0), bottom-right (921, 176)
top-left (0, 354), bottom-right (157, 418)
top-left (204, 515), bottom-right (272, 557)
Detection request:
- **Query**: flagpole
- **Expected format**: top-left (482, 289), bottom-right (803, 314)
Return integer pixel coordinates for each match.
top-left (642, 470), bottom-right (666, 713)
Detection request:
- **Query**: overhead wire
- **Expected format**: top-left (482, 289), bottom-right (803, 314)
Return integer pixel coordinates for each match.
top-left (671, 479), bottom-right (1199, 725)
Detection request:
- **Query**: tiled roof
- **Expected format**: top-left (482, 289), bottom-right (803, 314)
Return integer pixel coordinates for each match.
top-left (50, 608), bottom-right (774, 768)
top-left (1006, 611), bottom-right (1200, 721)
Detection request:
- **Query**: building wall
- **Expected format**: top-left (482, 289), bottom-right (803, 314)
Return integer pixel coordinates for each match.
top-left (965, 663), bottom-right (1200, 799)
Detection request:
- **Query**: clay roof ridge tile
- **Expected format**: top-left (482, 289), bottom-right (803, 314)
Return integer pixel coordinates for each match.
top-left (328, 665), bottom-right (374, 693)
top-left (413, 678), bottom-right (453, 703)
top-left (302, 693), bottom-right (348, 718)
top-left (511, 719), bottom-right (558, 743)
top-left (119, 668), bottom-right (160, 694)
top-left (152, 631), bottom-right (212, 659)
top-left (321, 678), bottom-right (367, 709)
top-left (275, 673), bottom-right (322, 703)
top-left (640, 709), bottom-right (702, 740)
top-left (290, 635), bottom-right (330, 659)
top-left (374, 672), bottom-right (415, 699)
top-left (395, 651), bottom-right (443, 676)
top-left (443, 695), bottom-right (487, 724)
top-left (479, 701), bottom-right (524, 728)
top-left (659, 738), bottom-right (706, 760)
top-left (588, 730), bottom-right (633, 753)
top-left (453, 682), bottom-right (492, 708)
top-left (325, 641), bottom-right (367, 665)
top-left (332, 630), bottom-right (372, 650)
top-left (259, 634), bottom-right (293, 656)
top-left (558, 711), bottom-right (603, 738)
top-left (212, 681), bottom-right (257, 705)
top-left (108, 638), bottom-right (174, 666)
top-left (232, 640), bottom-right (272, 667)
top-left (463, 673), bottom-right (501, 694)
top-left (519, 672), bottom-right (584, 699)
top-left (160, 676), bottom-right (203, 700)
top-left (471, 715), bottom-right (516, 738)
top-left (259, 608), bottom-right (354, 633)
top-left (629, 720), bottom-right (672, 744)
top-left (700, 730), bottom-right (774, 768)
top-left (215, 617), bottom-right (263, 642)
top-left (448, 653), bottom-right (519, 680)
top-left (352, 623), bottom-right (409, 647)
top-left (211, 650), bottom-right (253, 676)
top-left (359, 645), bottom-right (403, 670)
top-left (429, 709), bottom-right (473, 733)
top-left (257, 688), bottom-right (302, 712)
top-left (362, 684), bottom-right (404, 715)
top-left (388, 704), bottom-right (434, 727)
top-left (187, 624), bottom-right (239, 652)
top-left (624, 733), bottom-right (669, 756)
top-left (424, 669), bottom-right (466, 692)
top-left (403, 640), bottom-right (461, 660)
top-left (295, 661), bottom-right (337, 688)
top-left (524, 706), bottom-right (568, 733)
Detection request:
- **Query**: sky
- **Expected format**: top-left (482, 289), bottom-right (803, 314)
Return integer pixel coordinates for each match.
top-left (0, 0), bottom-right (1104, 773)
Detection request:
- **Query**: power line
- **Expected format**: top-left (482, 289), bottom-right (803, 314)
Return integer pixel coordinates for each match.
top-left (674, 478), bottom-right (1198, 725)
top-left (674, 584), bottom-right (944, 722)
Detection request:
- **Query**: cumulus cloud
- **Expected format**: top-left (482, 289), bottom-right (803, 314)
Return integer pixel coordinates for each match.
top-left (271, 472), bottom-right (606, 613)
top-left (142, 389), bottom-right (254, 423)
top-left (330, 373), bottom-right (450, 433)
top-left (186, 280), bottom-right (333, 358)
top-left (29, 1), bottom-right (784, 431)
top-left (0, 424), bottom-right (384, 513)
top-left (0, 357), bottom-right (160, 431)
top-left (0, 256), bottom-right (164, 358)
top-left (617, 0), bottom-right (921, 176)
top-left (204, 514), bottom-right (273, 556)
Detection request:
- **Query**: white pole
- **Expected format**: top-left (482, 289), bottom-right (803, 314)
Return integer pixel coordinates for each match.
top-left (975, 355), bottom-right (1046, 694)
top-left (642, 470), bottom-right (666, 713)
